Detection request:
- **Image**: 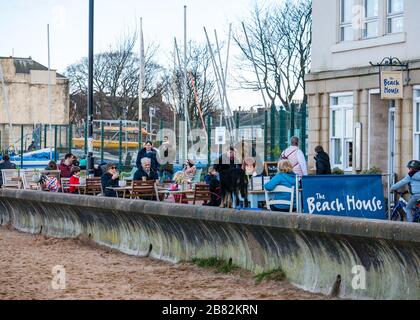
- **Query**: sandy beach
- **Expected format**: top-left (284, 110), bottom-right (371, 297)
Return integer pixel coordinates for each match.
top-left (0, 226), bottom-right (330, 300)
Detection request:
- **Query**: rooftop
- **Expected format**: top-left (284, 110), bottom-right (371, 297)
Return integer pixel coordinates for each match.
top-left (0, 56), bottom-right (66, 79)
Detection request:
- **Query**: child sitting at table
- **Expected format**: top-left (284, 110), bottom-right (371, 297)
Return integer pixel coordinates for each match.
top-left (37, 175), bottom-right (61, 192)
top-left (69, 166), bottom-right (81, 194)
top-left (204, 166), bottom-right (221, 207)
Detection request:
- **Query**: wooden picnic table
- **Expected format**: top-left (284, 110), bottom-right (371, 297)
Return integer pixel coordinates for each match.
top-left (156, 187), bottom-right (195, 203)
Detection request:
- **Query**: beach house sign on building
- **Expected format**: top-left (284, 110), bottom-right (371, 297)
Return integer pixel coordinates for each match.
top-left (381, 70), bottom-right (404, 99)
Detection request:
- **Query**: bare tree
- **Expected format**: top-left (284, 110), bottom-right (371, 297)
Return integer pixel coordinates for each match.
top-left (234, 0), bottom-right (312, 109)
top-left (65, 31), bottom-right (162, 121)
top-left (162, 41), bottom-right (220, 128)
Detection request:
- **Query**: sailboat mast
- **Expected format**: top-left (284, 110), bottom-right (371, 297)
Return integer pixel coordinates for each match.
top-left (183, 5), bottom-right (188, 163)
top-left (139, 17), bottom-right (145, 146)
top-left (47, 24), bottom-right (53, 159)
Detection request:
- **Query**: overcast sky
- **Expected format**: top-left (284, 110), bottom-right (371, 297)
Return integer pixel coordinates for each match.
top-left (0, 0), bottom-right (280, 109)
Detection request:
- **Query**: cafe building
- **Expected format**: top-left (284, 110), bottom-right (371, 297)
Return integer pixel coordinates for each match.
top-left (306, 0), bottom-right (420, 182)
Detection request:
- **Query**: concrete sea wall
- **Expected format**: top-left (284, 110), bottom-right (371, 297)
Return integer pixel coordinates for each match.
top-left (0, 189), bottom-right (419, 300)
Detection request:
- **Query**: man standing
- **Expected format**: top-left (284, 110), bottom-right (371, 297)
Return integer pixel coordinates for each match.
top-left (280, 137), bottom-right (308, 178)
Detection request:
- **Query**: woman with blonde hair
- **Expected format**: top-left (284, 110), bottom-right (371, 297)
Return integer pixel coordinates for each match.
top-left (264, 159), bottom-right (296, 211)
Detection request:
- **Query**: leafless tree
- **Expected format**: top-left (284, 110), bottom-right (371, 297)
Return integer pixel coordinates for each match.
top-left (65, 31), bottom-right (162, 121)
top-left (234, 0), bottom-right (312, 109)
top-left (161, 41), bottom-right (220, 129)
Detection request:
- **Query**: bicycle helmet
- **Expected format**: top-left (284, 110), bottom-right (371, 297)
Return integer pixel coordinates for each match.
top-left (407, 160), bottom-right (420, 170)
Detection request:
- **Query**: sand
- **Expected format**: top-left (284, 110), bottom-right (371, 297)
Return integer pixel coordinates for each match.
top-left (0, 226), bottom-right (330, 300)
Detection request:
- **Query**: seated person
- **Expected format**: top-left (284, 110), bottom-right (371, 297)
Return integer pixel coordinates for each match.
top-left (203, 166), bottom-right (221, 207)
top-left (38, 175), bottom-right (61, 192)
top-left (264, 159), bottom-right (296, 212)
top-left (45, 160), bottom-right (58, 171)
top-left (183, 159), bottom-right (197, 182)
top-left (390, 160), bottom-right (420, 222)
top-left (101, 163), bottom-right (119, 197)
top-left (69, 166), bottom-right (81, 194)
top-left (134, 158), bottom-right (159, 181)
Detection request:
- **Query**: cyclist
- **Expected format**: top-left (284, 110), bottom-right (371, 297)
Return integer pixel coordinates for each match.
top-left (390, 160), bottom-right (420, 222)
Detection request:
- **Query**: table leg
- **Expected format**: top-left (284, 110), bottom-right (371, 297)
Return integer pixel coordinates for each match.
top-left (250, 194), bottom-right (258, 209)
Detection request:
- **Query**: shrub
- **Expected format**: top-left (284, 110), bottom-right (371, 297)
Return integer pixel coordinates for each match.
top-left (332, 167), bottom-right (344, 175)
top-left (361, 167), bottom-right (382, 174)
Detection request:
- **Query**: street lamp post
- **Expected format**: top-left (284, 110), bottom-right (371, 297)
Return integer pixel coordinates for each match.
top-left (87, 0), bottom-right (94, 176)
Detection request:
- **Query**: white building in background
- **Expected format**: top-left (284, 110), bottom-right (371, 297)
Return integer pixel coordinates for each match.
top-left (0, 56), bottom-right (69, 151)
top-left (306, 0), bottom-right (420, 180)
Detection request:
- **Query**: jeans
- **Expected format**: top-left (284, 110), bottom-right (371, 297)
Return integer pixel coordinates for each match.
top-left (405, 194), bottom-right (420, 222)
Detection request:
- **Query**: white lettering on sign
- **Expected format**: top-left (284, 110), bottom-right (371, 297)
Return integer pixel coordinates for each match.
top-left (307, 194), bottom-right (383, 215)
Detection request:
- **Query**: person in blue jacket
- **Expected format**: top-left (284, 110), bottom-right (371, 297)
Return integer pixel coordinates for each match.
top-left (390, 160), bottom-right (420, 222)
top-left (264, 159), bottom-right (296, 211)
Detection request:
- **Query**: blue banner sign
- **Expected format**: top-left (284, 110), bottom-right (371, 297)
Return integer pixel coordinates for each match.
top-left (301, 175), bottom-right (386, 220)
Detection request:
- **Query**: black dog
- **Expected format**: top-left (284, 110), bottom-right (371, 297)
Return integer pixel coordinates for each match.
top-left (220, 167), bottom-right (248, 208)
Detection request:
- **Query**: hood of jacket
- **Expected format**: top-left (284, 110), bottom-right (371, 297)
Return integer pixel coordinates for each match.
top-left (315, 152), bottom-right (330, 162)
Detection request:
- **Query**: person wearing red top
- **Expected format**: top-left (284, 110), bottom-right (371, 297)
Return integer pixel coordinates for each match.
top-left (69, 166), bottom-right (81, 193)
top-left (59, 153), bottom-right (75, 178)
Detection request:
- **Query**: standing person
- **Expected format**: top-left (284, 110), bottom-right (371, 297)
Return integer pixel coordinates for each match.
top-left (69, 166), bottom-right (81, 194)
top-left (101, 163), bottom-right (119, 197)
top-left (136, 141), bottom-right (159, 172)
top-left (314, 145), bottom-right (332, 175)
top-left (0, 154), bottom-right (17, 187)
top-left (214, 146), bottom-right (242, 206)
top-left (264, 159), bottom-right (296, 211)
top-left (158, 136), bottom-right (175, 182)
top-left (58, 153), bottom-right (75, 178)
top-left (134, 158), bottom-right (159, 181)
top-left (27, 140), bottom-right (36, 152)
top-left (280, 137), bottom-right (308, 178)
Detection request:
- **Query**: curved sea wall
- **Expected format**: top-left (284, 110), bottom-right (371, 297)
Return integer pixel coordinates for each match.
top-left (0, 189), bottom-right (419, 300)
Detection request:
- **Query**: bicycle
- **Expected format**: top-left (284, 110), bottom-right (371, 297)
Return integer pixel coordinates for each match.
top-left (388, 191), bottom-right (420, 222)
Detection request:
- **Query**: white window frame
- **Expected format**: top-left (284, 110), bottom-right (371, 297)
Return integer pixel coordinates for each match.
top-left (330, 93), bottom-right (354, 172)
top-left (387, 0), bottom-right (404, 34)
top-left (413, 86), bottom-right (420, 160)
top-left (362, 0), bottom-right (380, 39)
top-left (339, 0), bottom-right (355, 42)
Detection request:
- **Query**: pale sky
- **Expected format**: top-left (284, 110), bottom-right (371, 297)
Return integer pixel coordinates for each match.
top-left (0, 0), bottom-right (279, 110)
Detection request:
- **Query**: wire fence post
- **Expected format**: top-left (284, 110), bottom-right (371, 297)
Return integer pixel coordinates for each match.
top-left (119, 120), bottom-right (123, 172)
top-left (279, 107), bottom-right (287, 153)
top-left (44, 124), bottom-right (47, 149)
top-left (301, 102), bottom-right (307, 157)
top-left (54, 125), bottom-right (58, 162)
top-left (100, 121), bottom-right (104, 164)
top-left (270, 104), bottom-right (276, 161)
top-left (20, 125), bottom-right (24, 168)
top-left (84, 121), bottom-right (88, 157)
top-left (207, 116), bottom-right (211, 166)
top-left (68, 124), bottom-right (73, 153)
top-left (264, 109), bottom-right (268, 161)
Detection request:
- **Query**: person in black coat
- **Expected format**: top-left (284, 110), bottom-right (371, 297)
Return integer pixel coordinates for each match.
top-left (214, 147), bottom-right (242, 205)
top-left (101, 163), bottom-right (119, 197)
top-left (136, 141), bottom-right (159, 172)
top-left (314, 146), bottom-right (332, 175)
top-left (134, 158), bottom-right (159, 181)
top-left (0, 154), bottom-right (17, 187)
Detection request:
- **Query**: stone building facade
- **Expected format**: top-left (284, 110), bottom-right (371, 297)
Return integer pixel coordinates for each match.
top-left (0, 57), bottom-right (69, 151)
top-left (306, 0), bottom-right (420, 181)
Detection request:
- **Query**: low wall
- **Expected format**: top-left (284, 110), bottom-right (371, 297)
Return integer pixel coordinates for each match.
top-left (0, 189), bottom-right (419, 300)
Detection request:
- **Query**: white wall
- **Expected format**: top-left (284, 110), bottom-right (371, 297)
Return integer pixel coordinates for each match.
top-left (312, 0), bottom-right (420, 72)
